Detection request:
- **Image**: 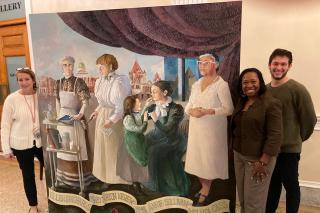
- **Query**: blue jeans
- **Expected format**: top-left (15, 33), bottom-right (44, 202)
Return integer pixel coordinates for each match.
top-left (266, 153), bottom-right (300, 213)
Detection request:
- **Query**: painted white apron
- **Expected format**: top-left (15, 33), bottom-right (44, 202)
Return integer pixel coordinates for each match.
top-left (57, 78), bottom-right (88, 161)
top-left (92, 75), bottom-right (130, 184)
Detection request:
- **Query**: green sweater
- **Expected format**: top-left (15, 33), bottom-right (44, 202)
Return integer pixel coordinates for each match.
top-left (267, 79), bottom-right (316, 153)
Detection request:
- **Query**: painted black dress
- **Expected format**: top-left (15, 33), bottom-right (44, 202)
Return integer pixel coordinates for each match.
top-left (145, 102), bottom-right (189, 196)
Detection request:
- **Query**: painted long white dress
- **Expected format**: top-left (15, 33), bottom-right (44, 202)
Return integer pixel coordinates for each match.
top-left (184, 77), bottom-right (234, 180)
top-left (92, 73), bottom-right (131, 184)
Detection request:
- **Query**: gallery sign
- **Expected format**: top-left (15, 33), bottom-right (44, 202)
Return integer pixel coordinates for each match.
top-left (0, 0), bottom-right (25, 21)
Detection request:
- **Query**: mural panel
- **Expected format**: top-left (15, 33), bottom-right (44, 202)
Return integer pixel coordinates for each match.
top-left (29, 2), bottom-right (241, 212)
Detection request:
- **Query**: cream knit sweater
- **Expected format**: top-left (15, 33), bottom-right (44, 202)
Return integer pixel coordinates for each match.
top-left (1, 90), bottom-right (41, 154)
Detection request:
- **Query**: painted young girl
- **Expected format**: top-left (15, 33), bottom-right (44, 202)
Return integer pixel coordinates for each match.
top-left (123, 95), bottom-right (149, 166)
top-left (116, 95), bottom-right (150, 184)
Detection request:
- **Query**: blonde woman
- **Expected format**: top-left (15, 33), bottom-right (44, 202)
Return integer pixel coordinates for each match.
top-left (1, 68), bottom-right (43, 213)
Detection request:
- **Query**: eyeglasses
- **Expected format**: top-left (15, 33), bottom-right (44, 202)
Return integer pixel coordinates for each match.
top-left (197, 61), bottom-right (215, 66)
top-left (16, 67), bottom-right (31, 71)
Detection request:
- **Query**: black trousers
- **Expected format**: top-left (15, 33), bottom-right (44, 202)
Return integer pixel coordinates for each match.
top-left (12, 144), bottom-right (44, 206)
top-left (266, 153), bottom-right (301, 213)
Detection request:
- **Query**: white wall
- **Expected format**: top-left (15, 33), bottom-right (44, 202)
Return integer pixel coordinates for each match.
top-left (240, 0), bottom-right (320, 183)
top-left (240, 0), bottom-right (320, 112)
top-left (28, 0), bottom-right (320, 182)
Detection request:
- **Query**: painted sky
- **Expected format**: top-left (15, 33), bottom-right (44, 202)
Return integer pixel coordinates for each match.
top-left (29, 13), bottom-right (164, 80)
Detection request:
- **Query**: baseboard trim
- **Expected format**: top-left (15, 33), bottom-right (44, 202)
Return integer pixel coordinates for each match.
top-left (300, 180), bottom-right (320, 207)
top-left (280, 180), bottom-right (320, 207)
top-left (300, 180), bottom-right (320, 189)
top-left (314, 115), bottom-right (320, 131)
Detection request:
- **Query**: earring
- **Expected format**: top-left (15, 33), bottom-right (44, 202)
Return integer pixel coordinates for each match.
top-left (240, 91), bottom-right (247, 98)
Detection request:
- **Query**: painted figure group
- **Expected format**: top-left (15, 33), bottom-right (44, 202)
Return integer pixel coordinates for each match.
top-left (1, 48), bottom-right (316, 213)
top-left (89, 54), bottom-right (190, 196)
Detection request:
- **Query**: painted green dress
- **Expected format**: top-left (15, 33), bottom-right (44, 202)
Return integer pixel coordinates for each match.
top-left (123, 109), bottom-right (148, 166)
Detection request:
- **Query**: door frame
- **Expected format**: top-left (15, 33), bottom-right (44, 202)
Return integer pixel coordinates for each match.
top-left (0, 17), bottom-right (30, 125)
top-left (0, 17), bottom-right (31, 77)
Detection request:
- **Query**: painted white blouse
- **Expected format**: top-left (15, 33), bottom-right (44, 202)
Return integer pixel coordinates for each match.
top-left (94, 72), bottom-right (131, 123)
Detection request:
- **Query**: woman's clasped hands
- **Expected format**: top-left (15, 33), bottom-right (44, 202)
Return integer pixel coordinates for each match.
top-left (189, 107), bottom-right (215, 118)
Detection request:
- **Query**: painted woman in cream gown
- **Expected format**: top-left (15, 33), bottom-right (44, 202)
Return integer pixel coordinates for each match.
top-left (185, 53), bottom-right (234, 206)
top-left (90, 54), bottom-right (131, 184)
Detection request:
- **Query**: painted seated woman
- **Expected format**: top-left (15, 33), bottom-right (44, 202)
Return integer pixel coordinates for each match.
top-left (145, 81), bottom-right (189, 196)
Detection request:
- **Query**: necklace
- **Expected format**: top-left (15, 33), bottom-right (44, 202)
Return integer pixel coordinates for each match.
top-left (201, 75), bottom-right (219, 92)
top-left (211, 75), bottom-right (219, 83)
top-left (23, 94), bottom-right (36, 125)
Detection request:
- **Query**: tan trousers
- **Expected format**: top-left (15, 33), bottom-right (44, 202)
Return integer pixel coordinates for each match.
top-left (234, 151), bottom-right (276, 213)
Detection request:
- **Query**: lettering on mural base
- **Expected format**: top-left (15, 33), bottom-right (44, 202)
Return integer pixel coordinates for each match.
top-left (49, 189), bottom-right (92, 213)
top-left (89, 190), bottom-right (137, 206)
top-left (48, 188), bottom-right (229, 213)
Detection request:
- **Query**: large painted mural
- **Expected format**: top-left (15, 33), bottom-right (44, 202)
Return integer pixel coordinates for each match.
top-left (30, 1), bottom-right (242, 212)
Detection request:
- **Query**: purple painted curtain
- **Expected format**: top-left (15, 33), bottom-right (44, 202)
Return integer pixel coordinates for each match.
top-left (58, 2), bottom-right (241, 95)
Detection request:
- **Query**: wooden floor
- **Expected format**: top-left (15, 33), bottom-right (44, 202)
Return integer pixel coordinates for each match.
top-left (275, 203), bottom-right (320, 213)
top-left (0, 156), bottom-right (48, 213)
top-left (234, 198), bottom-right (320, 213)
top-left (1, 156), bottom-right (320, 213)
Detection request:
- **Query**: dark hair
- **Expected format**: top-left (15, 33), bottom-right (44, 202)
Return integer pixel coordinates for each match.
top-left (16, 68), bottom-right (38, 90)
top-left (237, 68), bottom-right (266, 98)
top-left (211, 52), bottom-right (220, 64)
top-left (152, 80), bottom-right (173, 96)
top-left (96, 54), bottom-right (118, 71)
top-left (123, 95), bottom-right (139, 118)
top-left (268, 48), bottom-right (293, 65)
